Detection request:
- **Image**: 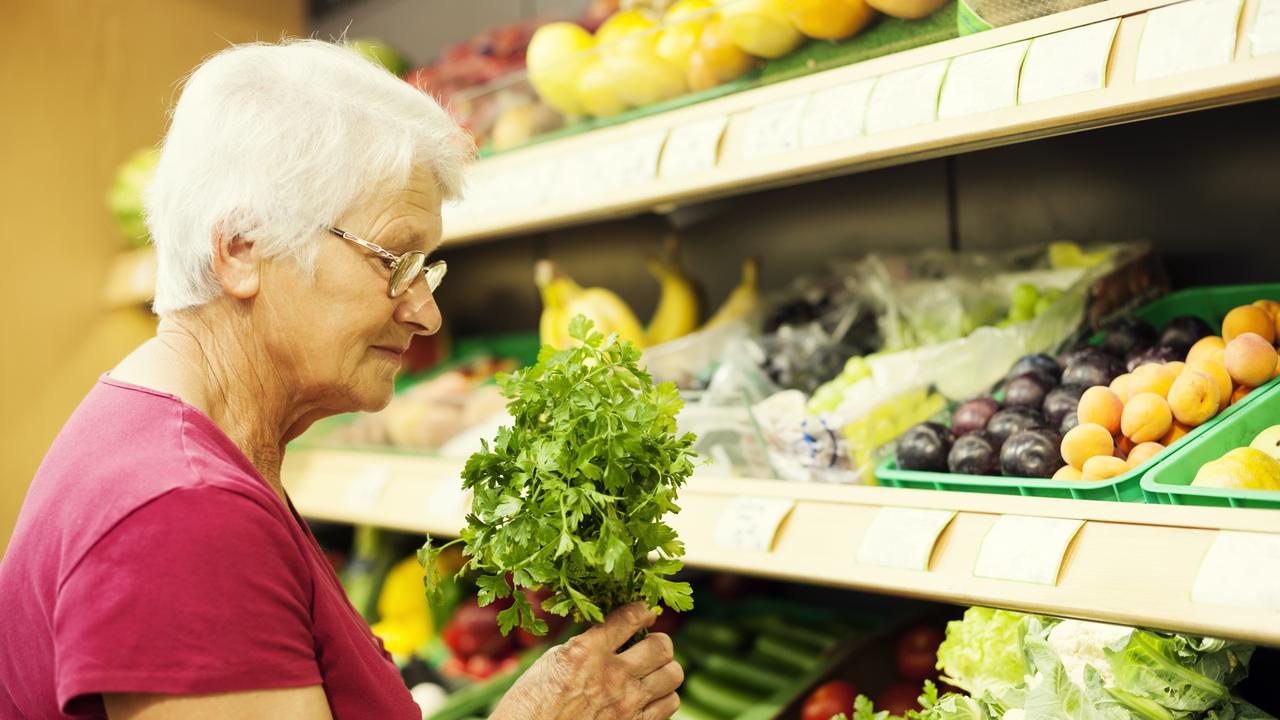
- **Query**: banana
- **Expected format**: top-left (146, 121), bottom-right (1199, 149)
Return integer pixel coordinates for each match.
top-left (645, 235), bottom-right (702, 346)
top-left (535, 260), bottom-right (647, 350)
top-left (702, 257), bottom-right (759, 331)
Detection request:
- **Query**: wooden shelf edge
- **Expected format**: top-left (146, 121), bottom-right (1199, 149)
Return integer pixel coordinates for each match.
top-left (283, 447), bottom-right (1280, 645)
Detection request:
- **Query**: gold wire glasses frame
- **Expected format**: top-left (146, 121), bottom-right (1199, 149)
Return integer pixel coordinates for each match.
top-left (328, 227), bottom-right (447, 298)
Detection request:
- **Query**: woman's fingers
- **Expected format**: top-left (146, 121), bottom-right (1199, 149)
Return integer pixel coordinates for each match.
top-left (640, 692), bottom-right (681, 720)
top-left (585, 602), bottom-right (657, 652)
top-left (620, 632), bottom-right (675, 677)
top-left (640, 660), bottom-right (685, 698)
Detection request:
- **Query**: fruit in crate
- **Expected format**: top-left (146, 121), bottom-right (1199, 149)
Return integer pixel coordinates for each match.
top-left (655, 0), bottom-right (716, 69)
top-left (1224, 332), bottom-right (1277, 388)
top-left (645, 235), bottom-right (703, 345)
top-left (687, 16), bottom-right (756, 91)
top-left (527, 22), bottom-right (597, 116)
top-left (720, 0), bottom-right (805, 58)
top-left (1251, 425), bottom-right (1280, 461)
top-left (1192, 447), bottom-right (1280, 490)
top-left (951, 397), bottom-right (1000, 436)
top-left (535, 260), bottom-right (647, 349)
top-left (1001, 429), bottom-right (1064, 478)
top-left (784, 0), bottom-right (876, 40)
top-left (596, 10), bottom-right (687, 107)
top-left (864, 0), bottom-right (949, 18)
top-left (896, 422), bottom-right (952, 472)
top-left (575, 56), bottom-right (630, 116)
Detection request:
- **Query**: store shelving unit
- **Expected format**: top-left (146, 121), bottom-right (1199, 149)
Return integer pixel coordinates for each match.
top-left (443, 0), bottom-right (1280, 244)
top-left (284, 447), bottom-right (1280, 645)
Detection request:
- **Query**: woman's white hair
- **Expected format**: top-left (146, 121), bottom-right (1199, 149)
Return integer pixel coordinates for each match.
top-left (146, 38), bottom-right (473, 314)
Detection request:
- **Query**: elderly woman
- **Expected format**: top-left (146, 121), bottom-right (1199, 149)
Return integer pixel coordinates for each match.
top-left (0, 40), bottom-right (682, 720)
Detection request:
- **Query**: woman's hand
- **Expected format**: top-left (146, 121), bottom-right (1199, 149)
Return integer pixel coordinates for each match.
top-left (491, 602), bottom-right (683, 720)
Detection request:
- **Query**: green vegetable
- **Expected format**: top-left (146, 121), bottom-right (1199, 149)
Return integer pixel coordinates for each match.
top-left (753, 632), bottom-right (823, 672)
top-left (426, 646), bottom-right (547, 720)
top-left (420, 317), bottom-right (696, 635)
top-left (683, 673), bottom-right (767, 716)
top-left (671, 697), bottom-right (729, 720)
top-left (936, 607), bottom-right (1032, 699)
top-left (700, 652), bottom-right (793, 693)
top-left (683, 619), bottom-right (746, 652)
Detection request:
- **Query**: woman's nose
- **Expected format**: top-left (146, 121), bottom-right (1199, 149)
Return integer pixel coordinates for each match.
top-left (394, 280), bottom-right (442, 335)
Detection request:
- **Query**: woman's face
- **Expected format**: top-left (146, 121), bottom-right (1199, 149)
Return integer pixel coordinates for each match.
top-left (257, 165), bottom-right (444, 414)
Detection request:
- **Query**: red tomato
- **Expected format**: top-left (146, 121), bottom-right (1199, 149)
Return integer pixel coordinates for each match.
top-left (440, 655), bottom-right (467, 679)
top-left (876, 681), bottom-right (924, 716)
top-left (466, 654), bottom-right (498, 680)
top-left (802, 680), bottom-right (859, 720)
top-left (896, 624), bottom-right (944, 681)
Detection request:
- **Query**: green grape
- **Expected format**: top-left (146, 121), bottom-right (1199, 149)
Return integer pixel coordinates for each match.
top-left (1011, 282), bottom-right (1039, 311)
top-left (1033, 295), bottom-right (1054, 316)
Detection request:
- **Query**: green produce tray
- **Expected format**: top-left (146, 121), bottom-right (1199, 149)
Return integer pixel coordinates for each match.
top-left (1142, 378), bottom-right (1280, 509)
top-left (876, 284), bottom-right (1280, 502)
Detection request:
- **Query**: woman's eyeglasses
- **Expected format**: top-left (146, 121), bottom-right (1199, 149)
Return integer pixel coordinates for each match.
top-left (328, 227), bottom-right (446, 298)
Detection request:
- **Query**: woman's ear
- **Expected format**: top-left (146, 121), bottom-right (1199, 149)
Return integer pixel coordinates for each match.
top-left (210, 223), bottom-right (260, 300)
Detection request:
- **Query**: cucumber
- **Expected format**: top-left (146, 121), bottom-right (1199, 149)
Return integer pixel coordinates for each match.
top-left (736, 703), bottom-right (787, 720)
top-left (672, 697), bottom-right (729, 720)
top-left (750, 615), bottom-right (841, 652)
top-left (682, 619), bottom-right (746, 652)
top-left (753, 632), bottom-right (822, 673)
top-left (427, 648), bottom-right (546, 720)
top-left (683, 673), bottom-right (768, 717)
top-left (700, 653), bottom-right (793, 694)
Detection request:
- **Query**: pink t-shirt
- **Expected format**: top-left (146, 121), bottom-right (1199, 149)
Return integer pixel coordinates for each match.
top-left (0, 377), bottom-right (420, 719)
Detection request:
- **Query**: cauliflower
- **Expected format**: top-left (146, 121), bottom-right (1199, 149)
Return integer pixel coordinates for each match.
top-left (1046, 619), bottom-right (1133, 688)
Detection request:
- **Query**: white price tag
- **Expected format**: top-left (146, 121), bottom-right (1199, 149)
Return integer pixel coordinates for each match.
top-left (660, 116), bottom-right (728, 178)
top-left (601, 131), bottom-right (667, 190)
top-left (973, 515), bottom-right (1084, 585)
top-left (864, 60), bottom-right (949, 135)
top-left (801, 79), bottom-right (875, 148)
top-left (1254, 0), bottom-right (1280, 56)
top-left (1019, 19), bottom-right (1119, 104)
top-left (345, 465), bottom-right (391, 512)
top-left (714, 496), bottom-right (796, 552)
top-left (1135, 0), bottom-right (1244, 81)
top-left (857, 507), bottom-right (957, 570)
top-left (1192, 531), bottom-right (1280, 611)
top-left (742, 96), bottom-right (809, 161)
top-left (938, 41), bottom-right (1030, 120)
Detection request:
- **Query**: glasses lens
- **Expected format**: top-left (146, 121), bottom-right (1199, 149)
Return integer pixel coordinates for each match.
top-left (425, 260), bottom-right (447, 293)
top-left (388, 251), bottom-right (426, 297)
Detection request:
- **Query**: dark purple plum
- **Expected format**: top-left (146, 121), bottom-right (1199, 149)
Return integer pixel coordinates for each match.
top-left (986, 406), bottom-right (1047, 446)
top-left (1059, 345), bottom-right (1118, 368)
top-left (1004, 373), bottom-right (1056, 410)
top-left (896, 422), bottom-right (953, 472)
top-left (952, 397), bottom-right (1001, 437)
top-left (1059, 411), bottom-right (1080, 435)
top-left (1008, 353), bottom-right (1062, 384)
top-left (1125, 344), bottom-right (1184, 372)
top-left (1158, 315), bottom-right (1213, 353)
top-left (948, 431), bottom-right (1001, 475)
top-left (1062, 354), bottom-right (1126, 388)
top-left (1100, 316), bottom-right (1157, 358)
top-left (1043, 384), bottom-right (1088, 427)
top-left (1000, 429), bottom-right (1066, 478)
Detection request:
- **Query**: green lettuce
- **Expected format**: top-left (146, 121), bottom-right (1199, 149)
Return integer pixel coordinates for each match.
top-left (936, 607), bottom-right (1035, 699)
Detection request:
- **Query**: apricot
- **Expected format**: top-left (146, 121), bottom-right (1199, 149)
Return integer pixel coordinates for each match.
top-left (1224, 332), bottom-right (1277, 388)
top-left (1130, 363), bottom-right (1177, 398)
top-left (1052, 465), bottom-right (1083, 481)
top-left (1109, 374), bottom-right (1134, 403)
top-left (1167, 369), bottom-right (1220, 427)
top-left (1223, 305), bottom-right (1275, 344)
top-left (1116, 435), bottom-right (1136, 458)
top-left (1161, 420), bottom-right (1192, 446)
top-left (1082, 455), bottom-right (1130, 481)
top-left (1230, 384), bottom-right (1252, 406)
top-left (1121, 393), bottom-right (1173, 443)
top-left (1127, 441), bottom-right (1165, 467)
top-left (1186, 336), bottom-right (1226, 365)
top-left (1252, 299), bottom-right (1280, 320)
top-left (1186, 358), bottom-right (1233, 413)
top-left (1061, 423), bottom-right (1115, 469)
top-left (1165, 361), bottom-right (1186, 376)
top-left (1077, 387), bottom-right (1124, 435)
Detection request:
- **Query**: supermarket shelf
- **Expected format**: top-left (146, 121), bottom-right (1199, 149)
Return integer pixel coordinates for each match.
top-left (283, 447), bottom-right (1280, 645)
top-left (443, 0), bottom-right (1280, 245)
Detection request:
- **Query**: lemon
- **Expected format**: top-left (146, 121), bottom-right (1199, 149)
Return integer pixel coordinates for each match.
top-left (527, 22), bottom-right (596, 117)
top-left (597, 10), bottom-right (687, 106)
top-left (784, 0), bottom-right (876, 40)
top-left (576, 57), bottom-right (630, 117)
top-left (720, 0), bottom-right (804, 59)
top-left (656, 0), bottom-right (718, 69)
top-left (686, 17), bottom-right (755, 91)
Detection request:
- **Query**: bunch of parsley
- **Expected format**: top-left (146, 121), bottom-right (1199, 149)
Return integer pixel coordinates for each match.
top-left (420, 317), bottom-right (697, 636)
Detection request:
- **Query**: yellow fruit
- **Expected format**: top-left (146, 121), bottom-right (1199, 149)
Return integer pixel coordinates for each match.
top-left (645, 236), bottom-right (702, 345)
top-left (370, 617), bottom-right (432, 657)
top-left (1161, 420), bottom-right (1192, 447)
top-left (864, 0), bottom-right (947, 19)
top-left (527, 22), bottom-right (597, 116)
top-left (720, 0), bottom-right (804, 58)
top-left (686, 17), bottom-right (755, 91)
top-left (598, 10), bottom-right (687, 106)
top-left (1121, 393), bottom-right (1173, 444)
top-left (576, 57), bottom-right (629, 117)
top-left (1253, 299), bottom-right (1280, 320)
top-left (1082, 455), bottom-right (1130, 481)
top-left (1166, 369), bottom-right (1220, 427)
top-left (1053, 465), bottom-right (1083, 481)
top-left (377, 556), bottom-right (433, 622)
top-left (1224, 332), bottom-right (1278, 388)
top-left (783, 0), bottom-right (875, 40)
top-left (703, 257), bottom-right (760, 330)
top-left (1223, 305), bottom-right (1275, 344)
top-left (536, 260), bottom-right (647, 350)
top-left (1061, 423), bottom-right (1115, 470)
top-left (1192, 447), bottom-right (1280, 490)
top-left (1130, 363), bottom-right (1177, 398)
top-left (1186, 336), bottom-right (1226, 365)
top-left (1077, 387), bottom-right (1123, 436)
top-left (1250, 425), bottom-right (1280, 462)
top-left (1127, 442), bottom-right (1165, 468)
top-left (656, 0), bottom-right (717, 69)
top-left (1110, 373), bottom-right (1134, 403)
top-left (1186, 358), bottom-right (1233, 413)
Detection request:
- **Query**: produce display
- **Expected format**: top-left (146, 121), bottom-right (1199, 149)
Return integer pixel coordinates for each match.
top-left (1192, 423), bottom-right (1280, 490)
top-left (894, 295), bottom-right (1280, 488)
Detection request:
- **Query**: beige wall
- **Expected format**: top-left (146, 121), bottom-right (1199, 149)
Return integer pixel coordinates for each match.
top-left (0, 1), bottom-right (304, 553)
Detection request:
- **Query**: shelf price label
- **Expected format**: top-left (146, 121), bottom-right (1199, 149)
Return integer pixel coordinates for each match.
top-left (973, 515), bottom-right (1084, 585)
top-left (857, 507), bottom-right (957, 570)
top-left (1135, 0), bottom-right (1244, 81)
top-left (714, 496), bottom-right (796, 552)
top-left (596, 132), bottom-right (666, 192)
top-left (345, 465), bottom-right (391, 512)
top-left (1192, 531), bottom-right (1280, 611)
top-left (660, 115), bottom-right (729, 178)
top-left (742, 96), bottom-right (809, 161)
top-left (938, 41), bottom-right (1030, 120)
top-left (1254, 0), bottom-right (1280, 56)
top-left (864, 60), bottom-right (949, 135)
top-left (1018, 19), bottom-right (1119, 104)
top-left (801, 78), bottom-right (875, 149)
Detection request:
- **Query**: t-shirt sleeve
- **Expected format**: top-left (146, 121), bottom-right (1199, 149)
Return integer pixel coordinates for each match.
top-left (53, 486), bottom-right (323, 713)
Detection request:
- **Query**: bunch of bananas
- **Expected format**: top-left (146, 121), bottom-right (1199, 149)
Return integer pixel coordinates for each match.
top-left (535, 259), bottom-right (648, 350)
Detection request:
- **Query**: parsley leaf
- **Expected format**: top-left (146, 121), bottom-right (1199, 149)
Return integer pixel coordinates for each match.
top-left (421, 316), bottom-right (698, 635)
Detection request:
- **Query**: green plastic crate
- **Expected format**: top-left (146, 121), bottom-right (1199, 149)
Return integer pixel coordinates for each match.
top-left (1142, 379), bottom-right (1280, 509)
top-left (876, 284), bottom-right (1280, 502)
